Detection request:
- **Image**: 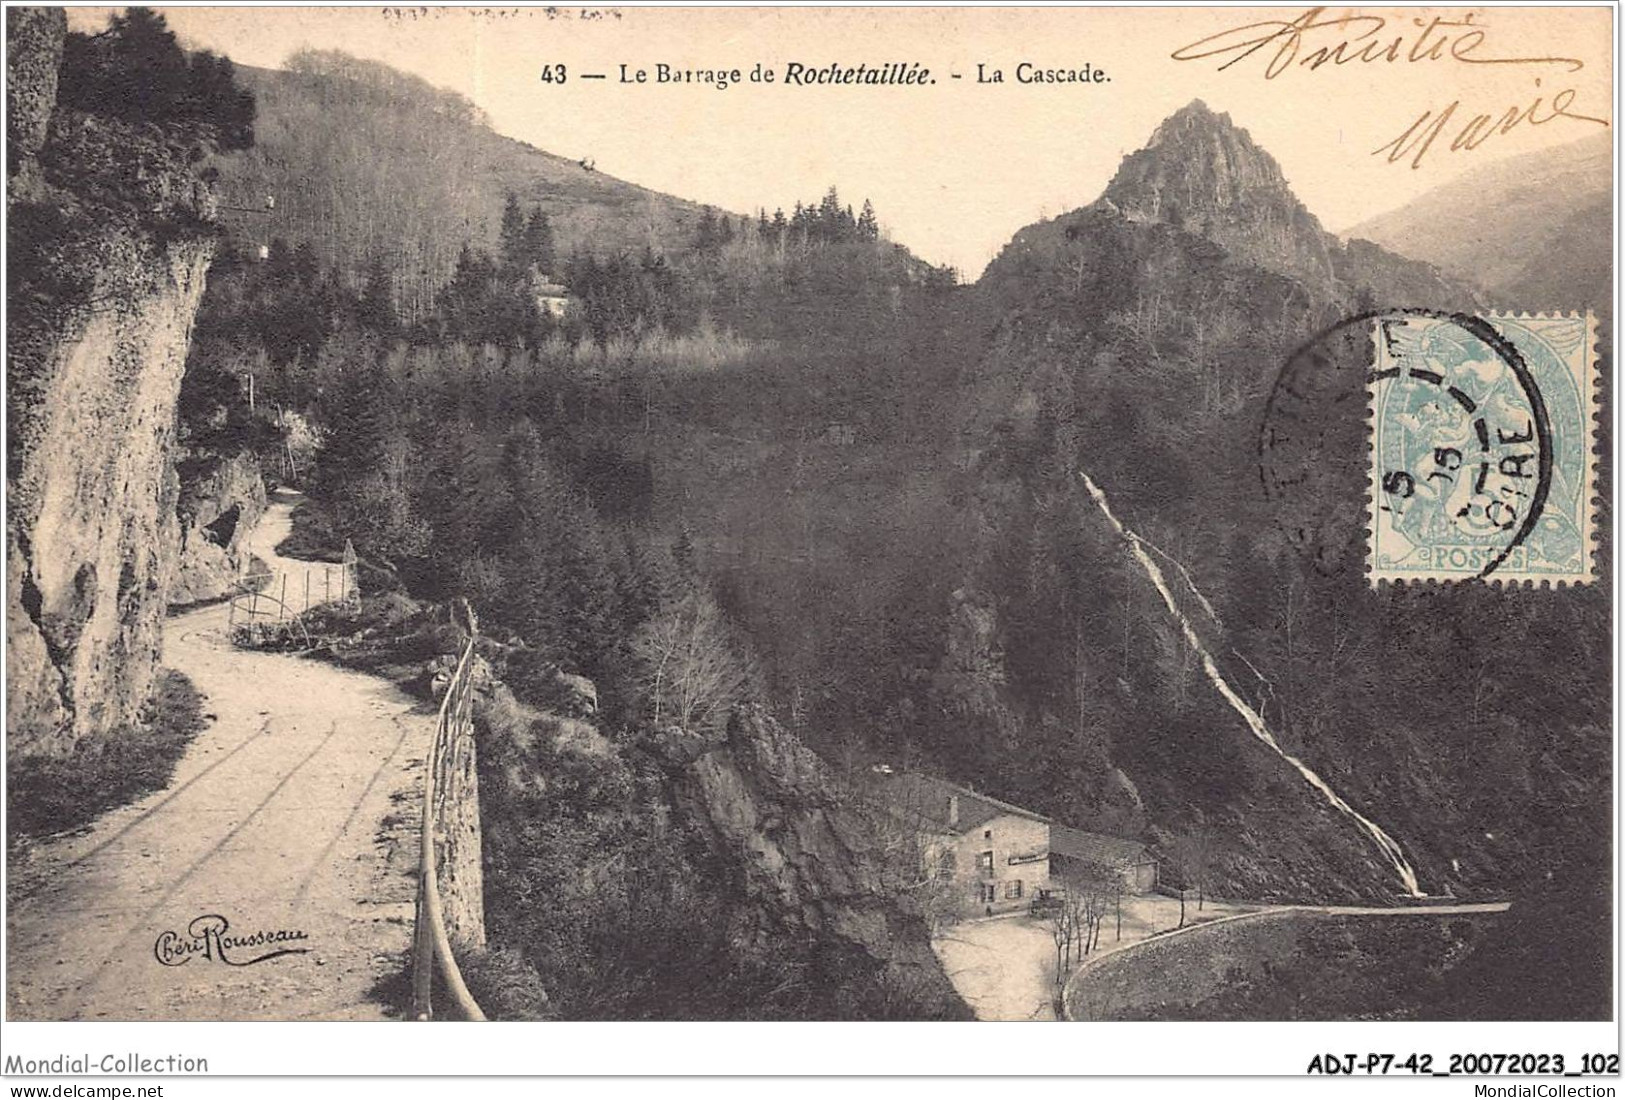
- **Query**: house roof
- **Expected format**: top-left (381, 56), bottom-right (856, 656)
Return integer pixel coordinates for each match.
top-left (1050, 824), bottom-right (1154, 867)
top-left (865, 771), bottom-right (1049, 835)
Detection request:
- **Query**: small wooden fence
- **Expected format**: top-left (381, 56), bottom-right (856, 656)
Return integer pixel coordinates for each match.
top-left (411, 603), bottom-right (487, 1022)
top-left (228, 541), bottom-right (358, 646)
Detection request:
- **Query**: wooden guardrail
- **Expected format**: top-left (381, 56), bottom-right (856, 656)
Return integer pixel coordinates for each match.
top-left (411, 603), bottom-right (487, 1022)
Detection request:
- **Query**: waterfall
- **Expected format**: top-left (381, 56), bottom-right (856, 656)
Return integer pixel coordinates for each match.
top-left (1079, 470), bottom-right (1425, 898)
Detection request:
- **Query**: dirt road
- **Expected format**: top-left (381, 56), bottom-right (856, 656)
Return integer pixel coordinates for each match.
top-left (6, 492), bottom-right (434, 1021)
top-left (934, 895), bottom-right (1262, 1021)
top-left (935, 894), bottom-right (1509, 1022)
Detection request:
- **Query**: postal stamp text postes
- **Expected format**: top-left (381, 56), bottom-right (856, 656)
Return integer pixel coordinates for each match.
top-left (1368, 312), bottom-right (1596, 585)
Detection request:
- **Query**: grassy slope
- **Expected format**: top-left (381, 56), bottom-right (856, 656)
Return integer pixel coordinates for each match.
top-left (1077, 910), bottom-right (1506, 1022)
top-left (217, 64), bottom-right (719, 278)
top-left (1344, 131), bottom-right (1610, 305)
top-left (7, 670), bottom-right (210, 842)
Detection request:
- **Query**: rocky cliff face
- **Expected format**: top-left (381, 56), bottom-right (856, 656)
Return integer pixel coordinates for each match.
top-left (5, 8), bottom-right (62, 202)
top-left (1091, 100), bottom-right (1462, 303)
top-left (1103, 100), bottom-right (1335, 287)
top-left (650, 707), bottom-right (971, 1017)
top-left (471, 659), bottom-right (969, 1018)
top-left (7, 12), bottom-right (218, 757)
top-left (169, 452), bottom-right (268, 607)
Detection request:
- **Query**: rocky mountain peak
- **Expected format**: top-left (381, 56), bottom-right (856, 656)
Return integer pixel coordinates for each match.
top-left (1100, 100), bottom-right (1334, 285)
top-left (1108, 100), bottom-right (1294, 218)
top-left (1145, 98), bottom-right (1227, 144)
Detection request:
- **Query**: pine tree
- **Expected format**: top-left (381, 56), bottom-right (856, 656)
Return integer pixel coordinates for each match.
top-left (695, 207), bottom-right (719, 250)
top-left (359, 252), bottom-right (397, 335)
top-left (100, 8), bottom-right (190, 120)
top-left (523, 209), bottom-right (557, 276)
top-left (499, 193), bottom-right (528, 273)
top-left (182, 50), bottom-right (255, 151)
top-left (423, 424), bottom-right (506, 565)
top-left (321, 348), bottom-right (391, 475)
top-left (59, 8), bottom-right (255, 151)
top-left (817, 186), bottom-right (843, 235)
top-left (857, 199), bottom-right (879, 240)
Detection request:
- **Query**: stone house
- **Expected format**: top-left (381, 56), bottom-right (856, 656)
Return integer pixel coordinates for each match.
top-left (867, 772), bottom-right (1050, 918)
top-left (866, 771), bottom-right (1160, 918)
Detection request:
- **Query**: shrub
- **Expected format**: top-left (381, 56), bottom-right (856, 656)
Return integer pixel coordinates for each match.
top-left (58, 9), bottom-right (255, 152)
top-left (454, 945), bottom-right (555, 1020)
top-left (7, 670), bottom-right (209, 840)
top-left (274, 500), bottom-right (347, 562)
top-left (286, 593), bottom-right (466, 683)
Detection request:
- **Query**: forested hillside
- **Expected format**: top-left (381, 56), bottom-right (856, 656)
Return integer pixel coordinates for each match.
top-left (175, 44), bottom-right (1608, 1017)
top-left (907, 104), bottom-right (1609, 928)
top-left (181, 44), bottom-right (973, 1020)
top-left (211, 53), bottom-right (714, 324)
top-left (186, 50), bottom-right (964, 757)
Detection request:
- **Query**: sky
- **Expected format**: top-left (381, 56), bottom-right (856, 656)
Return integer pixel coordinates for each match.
top-left (69, 5), bottom-right (1614, 276)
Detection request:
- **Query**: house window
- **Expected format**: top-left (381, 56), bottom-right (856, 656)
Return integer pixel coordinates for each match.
top-left (978, 851), bottom-right (994, 876)
top-left (1005, 880), bottom-right (1023, 900)
top-left (938, 850), bottom-right (955, 879)
top-left (981, 884), bottom-right (997, 904)
top-left (984, 829), bottom-right (993, 839)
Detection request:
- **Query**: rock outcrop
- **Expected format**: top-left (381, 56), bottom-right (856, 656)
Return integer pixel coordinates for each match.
top-left (1104, 100), bottom-right (1336, 287)
top-left (168, 452), bottom-right (268, 606)
top-left (7, 14), bottom-right (218, 756)
top-left (651, 706), bottom-right (972, 1018)
top-left (1091, 99), bottom-right (1465, 304)
top-left (950, 100), bottom-right (1497, 902)
top-left (5, 8), bottom-right (63, 201)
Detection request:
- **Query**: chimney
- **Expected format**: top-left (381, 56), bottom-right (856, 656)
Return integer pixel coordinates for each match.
top-left (948, 795), bottom-right (960, 829)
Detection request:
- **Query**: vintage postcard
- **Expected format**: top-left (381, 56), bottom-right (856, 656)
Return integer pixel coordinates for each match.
top-left (2, 2), bottom-right (1615, 1084)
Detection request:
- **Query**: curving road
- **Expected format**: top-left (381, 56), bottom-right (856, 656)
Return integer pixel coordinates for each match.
top-left (935, 894), bottom-right (1264, 1021)
top-left (1061, 899), bottom-right (1511, 1021)
top-left (937, 896), bottom-right (1511, 1023)
top-left (6, 491), bottom-right (435, 1021)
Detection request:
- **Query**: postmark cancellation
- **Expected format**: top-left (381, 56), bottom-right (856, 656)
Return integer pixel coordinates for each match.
top-left (1368, 311), bottom-right (1598, 585)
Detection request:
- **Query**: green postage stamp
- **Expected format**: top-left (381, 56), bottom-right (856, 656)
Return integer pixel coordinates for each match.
top-left (1368, 312), bottom-right (1598, 585)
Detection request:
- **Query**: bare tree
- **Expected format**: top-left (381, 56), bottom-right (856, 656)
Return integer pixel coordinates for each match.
top-left (1191, 826), bottom-right (1211, 912)
top-left (1166, 823), bottom-right (1212, 926)
top-left (861, 782), bottom-right (964, 934)
top-left (1080, 864), bottom-right (1117, 955)
top-left (1049, 889), bottom-right (1076, 997)
top-left (1053, 863), bottom-right (1116, 971)
top-left (1062, 878), bottom-right (1090, 967)
top-left (1111, 872), bottom-right (1124, 943)
top-left (630, 591), bottom-right (750, 734)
